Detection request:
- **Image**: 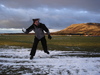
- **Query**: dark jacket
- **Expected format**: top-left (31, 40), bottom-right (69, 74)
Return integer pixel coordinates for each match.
top-left (25, 23), bottom-right (50, 39)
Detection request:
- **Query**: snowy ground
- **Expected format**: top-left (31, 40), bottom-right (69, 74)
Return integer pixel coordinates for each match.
top-left (0, 48), bottom-right (100, 75)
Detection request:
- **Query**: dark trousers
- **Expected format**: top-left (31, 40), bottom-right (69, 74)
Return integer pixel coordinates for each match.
top-left (30, 36), bottom-right (48, 56)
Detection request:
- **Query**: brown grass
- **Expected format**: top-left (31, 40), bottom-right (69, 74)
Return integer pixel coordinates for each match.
top-left (55, 23), bottom-right (100, 35)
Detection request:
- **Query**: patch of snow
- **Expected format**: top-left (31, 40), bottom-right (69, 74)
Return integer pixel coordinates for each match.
top-left (0, 48), bottom-right (100, 75)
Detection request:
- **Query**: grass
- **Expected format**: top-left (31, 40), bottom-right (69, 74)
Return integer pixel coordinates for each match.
top-left (56, 23), bottom-right (100, 35)
top-left (0, 35), bottom-right (100, 52)
top-left (0, 35), bottom-right (100, 75)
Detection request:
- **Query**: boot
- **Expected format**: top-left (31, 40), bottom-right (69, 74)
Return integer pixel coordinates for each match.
top-left (44, 51), bottom-right (50, 54)
top-left (30, 55), bottom-right (34, 60)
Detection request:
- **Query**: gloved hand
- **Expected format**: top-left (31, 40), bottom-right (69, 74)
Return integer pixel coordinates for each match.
top-left (22, 28), bottom-right (28, 34)
top-left (48, 35), bottom-right (52, 39)
top-left (22, 28), bottom-right (26, 33)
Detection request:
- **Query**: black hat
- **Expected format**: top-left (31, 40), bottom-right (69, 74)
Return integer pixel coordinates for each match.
top-left (32, 18), bottom-right (40, 22)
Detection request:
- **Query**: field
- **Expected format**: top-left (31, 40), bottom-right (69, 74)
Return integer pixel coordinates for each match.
top-left (0, 35), bottom-right (100, 75)
top-left (0, 35), bottom-right (100, 52)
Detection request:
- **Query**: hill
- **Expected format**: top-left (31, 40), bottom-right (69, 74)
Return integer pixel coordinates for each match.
top-left (54, 23), bottom-right (100, 36)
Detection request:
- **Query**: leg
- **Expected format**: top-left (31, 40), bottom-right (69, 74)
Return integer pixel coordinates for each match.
top-left (30, 37), bottom-right (39, 56)
top-left (41, 37), bottom-right (49, 54)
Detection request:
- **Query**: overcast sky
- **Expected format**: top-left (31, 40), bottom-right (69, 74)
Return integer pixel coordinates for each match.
top-left (0, 0), bottom-right (100, 30)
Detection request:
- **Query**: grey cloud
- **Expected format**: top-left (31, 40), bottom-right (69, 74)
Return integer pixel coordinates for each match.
top-left (0, 6), bottom-right (100, 29)
top-left (0, 0), bottom-right (100, 13)
top-left (0, 20), bottom-right (32, 28)
top-left (0, 0), bottom-right (100, 29)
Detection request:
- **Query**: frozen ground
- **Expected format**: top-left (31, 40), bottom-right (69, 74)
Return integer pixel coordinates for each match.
top-left (0, 48), bottom-right (100, 75)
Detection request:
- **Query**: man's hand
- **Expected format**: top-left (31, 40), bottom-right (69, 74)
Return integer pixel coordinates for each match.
top-left (48, 35), bottom-right (52, 40)
top-left (22, 28), bottom-right (26, 33)
top-left (22, 28), bottom-right (28, 34)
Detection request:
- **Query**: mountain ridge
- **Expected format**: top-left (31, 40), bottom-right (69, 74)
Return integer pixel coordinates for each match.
top-left (54, 23), bottom-right (100, 36)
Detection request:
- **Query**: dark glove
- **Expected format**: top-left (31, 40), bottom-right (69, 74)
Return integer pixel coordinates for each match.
top-left (48, 35), bottom-right (52, 39)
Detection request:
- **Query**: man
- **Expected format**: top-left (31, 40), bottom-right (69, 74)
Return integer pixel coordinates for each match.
top-left (22, 18), bottom-right (52, 59)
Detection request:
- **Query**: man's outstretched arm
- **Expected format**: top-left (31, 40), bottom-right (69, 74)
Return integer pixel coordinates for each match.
top-left (22, 25), bottom-right (34, 34)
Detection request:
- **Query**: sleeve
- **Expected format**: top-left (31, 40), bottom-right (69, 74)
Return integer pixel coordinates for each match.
top-left (41, 23), bottom-right (50, 35)
top-left (25, 25), bottom-right (34, 34)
